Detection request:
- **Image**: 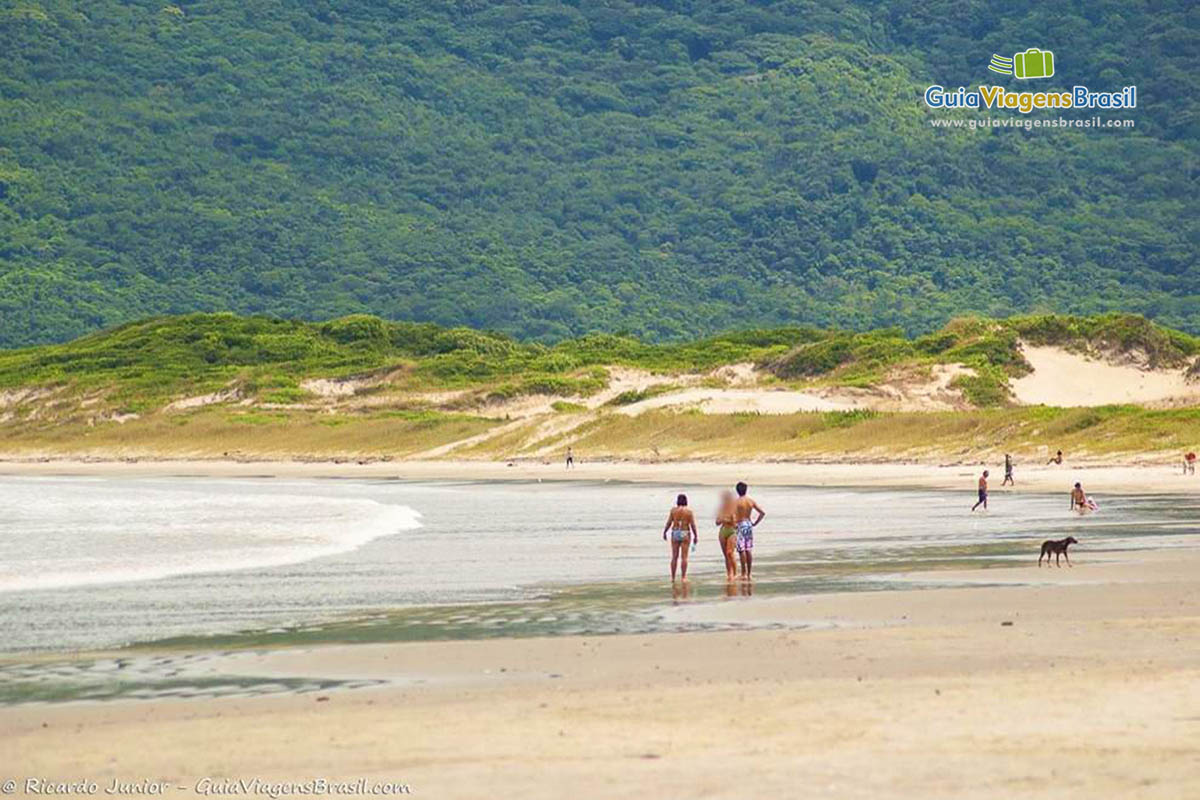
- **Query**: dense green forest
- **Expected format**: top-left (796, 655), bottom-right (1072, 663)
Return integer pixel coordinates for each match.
top-left (1, 1), bottom-right (1197, 347)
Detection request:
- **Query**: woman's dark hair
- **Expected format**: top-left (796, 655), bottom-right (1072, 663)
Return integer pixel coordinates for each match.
top-left (735, 481), bottom-right (748, 497)
top-left (676, 493), bottom-right (687, 506)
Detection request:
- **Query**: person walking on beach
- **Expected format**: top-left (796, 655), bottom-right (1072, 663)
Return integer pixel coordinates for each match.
top-left (972, 470), bottom-right (989, 512)
top-left (662, 494), bottom-right (698, 582)
top-left (1048, 450), bottom-right (1063, 465)
top-left (733, 481), bottom-right (765, 579)
top-left (715, 490), bottom-right (738, 582)
top-left (565, 447), bottom-right (574, 469)
top-left (1184, 451), bottom-right (1196, 475)
top-left (1002, 454), bottom-right (1014, 486)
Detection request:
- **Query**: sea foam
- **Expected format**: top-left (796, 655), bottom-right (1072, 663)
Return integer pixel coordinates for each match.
top-left (0, 478), bottom-right (421, 592)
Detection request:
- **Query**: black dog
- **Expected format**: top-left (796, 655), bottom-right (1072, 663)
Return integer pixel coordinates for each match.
top-left (1038, 536), bottom-right (1078, 567)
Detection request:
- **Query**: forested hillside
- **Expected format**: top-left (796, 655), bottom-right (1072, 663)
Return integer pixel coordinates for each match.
top-left (1, 1), bottom-right (1197, 347)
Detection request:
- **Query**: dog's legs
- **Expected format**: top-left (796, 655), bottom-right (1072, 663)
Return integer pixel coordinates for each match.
top-left (1056, 551), bottom-right (1062, 567)
top-left (1064, 549), bottom-right (1071, 567)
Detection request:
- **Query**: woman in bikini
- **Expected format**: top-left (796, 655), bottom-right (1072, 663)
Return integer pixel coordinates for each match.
top-left (662, 493), bottom-right (698, 582)
top-left (715, 490), bottom-right (738, 581)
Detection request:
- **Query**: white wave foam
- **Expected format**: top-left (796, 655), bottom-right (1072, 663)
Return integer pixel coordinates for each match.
top-left (0, 480), bottom-right (422, 592)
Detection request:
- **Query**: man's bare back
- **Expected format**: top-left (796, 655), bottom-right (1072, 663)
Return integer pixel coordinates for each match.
top-left (733, 495), bottom-right (763, 524)
top-left (731, 482), bottom-right (765, 579)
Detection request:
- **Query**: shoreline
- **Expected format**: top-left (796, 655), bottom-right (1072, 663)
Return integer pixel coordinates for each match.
top-left (5, 456), bottom-right (1199, 798)
top-left (2, 456), bottom-right (1198, 495)
top-left (0, 541), bottom-right (1172, 676)
top-left (6, 548), bottom-right (1199, 798)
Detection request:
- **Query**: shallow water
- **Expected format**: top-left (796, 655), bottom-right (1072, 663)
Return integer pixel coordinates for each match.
top-left (2, 476), bottom-right (1198, 655)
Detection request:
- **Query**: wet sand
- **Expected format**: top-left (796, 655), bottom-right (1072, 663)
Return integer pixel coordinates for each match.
top-left (6, 549), bottom-right (1199, 799)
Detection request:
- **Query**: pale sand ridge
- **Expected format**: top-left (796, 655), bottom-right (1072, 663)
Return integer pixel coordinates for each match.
top-left (1011, 345), bottom-right (1200, 407)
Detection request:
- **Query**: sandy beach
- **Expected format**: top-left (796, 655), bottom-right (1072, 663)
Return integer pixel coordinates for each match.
top-left (2, 462), bottom-right (1197, 798)
top-left (5, 547), bottom-right (1199, 799)
top-left (1, 456), bottom-right (1198, 496)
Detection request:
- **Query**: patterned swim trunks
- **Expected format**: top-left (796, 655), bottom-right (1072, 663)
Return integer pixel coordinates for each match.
top-left (736, 520), bottom-right (754, 553)
top-left (671, 527), bottom-right (688, 543)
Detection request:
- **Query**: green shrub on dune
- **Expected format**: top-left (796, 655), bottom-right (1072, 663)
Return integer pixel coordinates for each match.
top-left (1, 312), bottom-right (1197, 413)
top-left (1010, 313), bottom-right (1200, 368)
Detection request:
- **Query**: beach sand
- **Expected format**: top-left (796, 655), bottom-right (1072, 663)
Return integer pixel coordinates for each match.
top-left (6, 549), bottom-right (1199, 799)
top-left (1, 457), bottom-right (1197, 496)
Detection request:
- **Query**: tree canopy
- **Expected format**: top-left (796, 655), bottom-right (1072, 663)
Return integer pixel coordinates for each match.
top-left (0, 1), bottom-right (1196, 347)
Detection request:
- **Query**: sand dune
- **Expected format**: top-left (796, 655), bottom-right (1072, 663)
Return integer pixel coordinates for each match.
top-left (613, 363), bottom-right (976, 415)
top-left (622, 347), bottom-right (1200, 416)
top-left (615, 387), bottom-right (856, 415)
top-left (1011, 346), bottom-right (1199, 407)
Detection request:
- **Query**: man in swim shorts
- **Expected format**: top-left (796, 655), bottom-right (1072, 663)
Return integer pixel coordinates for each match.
top-left (972, 470), bottom-right (989, 511)
top-left (662, 493), bottom-right (698, 582)
top-left (732, 481), bottom-right (765, 579)
top-left (715, 490), bottom-right (738, 582)
top-left (1002, 454), bottom-right (1014, 486)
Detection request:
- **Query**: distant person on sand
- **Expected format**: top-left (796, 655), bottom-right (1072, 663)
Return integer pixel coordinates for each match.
top-left (1070, 482), bottom-right (1093, 512)
top-left (1002, 454), bottom-right (1014, 486)
top-left (565, 447), bottom-right (574, 469)
top-left (1048, 450), bottom-right (1063, 465)
top-left (662, 494), bottom-right (697, 582)
top-left (1185, 452), bottom-right (1196, 475)
top-left (972, 470), bottom-right (989, 511)
top-left (733, 481), bottom-right (765, 579)
top-left (715, 490), bottom-right (738, 582)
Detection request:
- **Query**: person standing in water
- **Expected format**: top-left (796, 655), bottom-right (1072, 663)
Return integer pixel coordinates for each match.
top-left (715, 490), bottom-right (738, 582)
top-left (1002, 454), bottom-right (1014, 486)
top-left (733, 481), bottom-right (765, 579)
top-left (662, 494), bottom-right (698, 582)
top-left (972, 470), bottom-right (989, 511)
top-left (565, 447), bottom-right (574, 469)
